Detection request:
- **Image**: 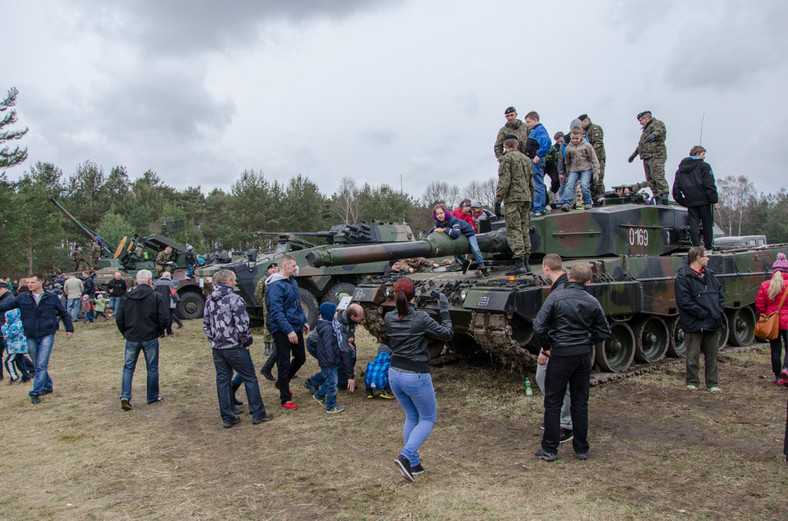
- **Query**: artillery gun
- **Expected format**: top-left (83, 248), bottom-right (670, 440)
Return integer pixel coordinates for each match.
top-left (307, 200), bottom-right (788, 374)
top-left (196, 221), bottom-right (449, 327)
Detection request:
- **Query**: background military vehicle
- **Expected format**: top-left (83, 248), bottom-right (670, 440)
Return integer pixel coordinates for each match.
top-left (196, 221), bottom-right (449, 327)
top-left (306, 198), bottom-right (788, 375)
top-left (50, 197), bottom-right (208, 319)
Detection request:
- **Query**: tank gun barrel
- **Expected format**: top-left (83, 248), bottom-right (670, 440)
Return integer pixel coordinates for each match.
top-left (48, 196), bottom-right (115, 255)
top-left (254, 231), bottom-right (336, 238)
top-left (306, 230), bottom-right (508, 268)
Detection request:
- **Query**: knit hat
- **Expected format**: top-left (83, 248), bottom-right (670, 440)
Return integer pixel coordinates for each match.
top-left (377, 344), bottom-right (393, 355)
top-left (773, 253), bottom-right (788, 272)
top-left (319, 302), bottom-right (336, 320)
top-left (570, 118), bottom-right (582, 129)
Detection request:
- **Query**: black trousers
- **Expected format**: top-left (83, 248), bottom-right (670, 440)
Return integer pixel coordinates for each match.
top-left (688, 204), bottom-right (714, 249)
top-left (273, 331), bottom-right (305, 404)
top-left (542, 352), bottom-right (592, 454)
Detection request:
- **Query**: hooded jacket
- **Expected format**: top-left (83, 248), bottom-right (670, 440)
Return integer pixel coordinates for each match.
top-left (672, 157), bottom-right (718, 208)
top-left (203, 284), bottom-right (252, 350)
top-left (267, 273), bottom-right (307, 334)
top-left (0, 290), bottom-right (74, 339)
top-left (334, 309), bottom-right (359, 378)
top-left (307, 318), bottom-right (341, 368)
top-left (2, 309), bottom-right (29, 354)
top-left (675, 266), bottom-right (725, 333)
top-left (115, 284), bottom-right (170, 342)
top-left (755, 272), bottom-right (788, 330)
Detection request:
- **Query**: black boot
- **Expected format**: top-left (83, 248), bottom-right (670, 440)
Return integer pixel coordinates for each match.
top-left (523, 255), bottom-right (532, 274)
top-left (231, 381), bottom-right (243, 406)
top-left (659, 193), bottom-right (669, 205)
top-left (506, 257), bottom-right (529, 276)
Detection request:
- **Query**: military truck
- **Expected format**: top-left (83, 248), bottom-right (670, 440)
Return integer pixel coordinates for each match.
top-left (306, 197), bottom-right (788, 374)
top-left (196, 221), bottom-right (449, 327)
top-left (49, 197), bottom-right (208, 319)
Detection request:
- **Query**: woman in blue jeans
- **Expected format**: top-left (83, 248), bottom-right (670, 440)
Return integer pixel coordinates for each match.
top-left (384, 277), bottom-right (453, 482)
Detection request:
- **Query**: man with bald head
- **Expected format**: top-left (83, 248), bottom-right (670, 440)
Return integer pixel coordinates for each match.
top-left (335, 303), bottom-right (365, 392)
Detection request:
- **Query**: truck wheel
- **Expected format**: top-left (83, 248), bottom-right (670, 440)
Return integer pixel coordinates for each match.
top-left (300, 289), bottom-right (319, 330)
top-left (322, 283), bottom-right (357, 304)
top-left (177, 292), bottom-right (205, 320)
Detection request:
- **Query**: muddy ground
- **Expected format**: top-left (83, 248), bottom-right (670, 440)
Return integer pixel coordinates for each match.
top-left (0, 319), bottom-right (786, 520)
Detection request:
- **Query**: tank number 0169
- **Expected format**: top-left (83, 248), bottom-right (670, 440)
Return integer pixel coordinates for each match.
top-left (628, 228), bottom-right (649, 247)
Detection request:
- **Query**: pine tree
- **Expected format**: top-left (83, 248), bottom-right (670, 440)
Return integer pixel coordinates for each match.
top-left (0, 87), bottom-right (28, 170)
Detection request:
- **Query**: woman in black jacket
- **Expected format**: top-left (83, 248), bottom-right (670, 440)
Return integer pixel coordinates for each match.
top-left (385, 277), bottom-right (453, 482)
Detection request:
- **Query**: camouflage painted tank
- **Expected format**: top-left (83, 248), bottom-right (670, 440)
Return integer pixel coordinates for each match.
top-left (196, 221), bottom-right (449, 328)
top-left (307, 199), bottom-right (788, 373)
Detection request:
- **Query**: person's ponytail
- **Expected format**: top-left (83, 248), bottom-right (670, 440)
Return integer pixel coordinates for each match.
top-left (393, 277), bottom-right (414, 320)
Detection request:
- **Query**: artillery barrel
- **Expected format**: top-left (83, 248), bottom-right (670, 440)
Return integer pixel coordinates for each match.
top-left (306, 230), bottom-right (508, 268)
top-left (48, 196), bottom-right (115, 255)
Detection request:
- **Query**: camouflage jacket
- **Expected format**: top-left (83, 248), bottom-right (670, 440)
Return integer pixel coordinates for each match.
top-left (398, 257), bottom-right (435, 273)
top-left (72, 249), bottom-right (85, 261)
top-left (155, 250), bottom-right (171, 266)
top-left (494, 120), bottom-right (529, 161)
top-left (633, 118), bottom-right (667, 159)
top-left (586, 122), bottom-right (606, 161)
top-left (254, 276), bottom-right (274, 340)
top-left (90, 244), bottom-right (101, 260)
top-left (496, 150), bottom-right (533, 203)
top-left (203, 284), bottom-right (253, 350)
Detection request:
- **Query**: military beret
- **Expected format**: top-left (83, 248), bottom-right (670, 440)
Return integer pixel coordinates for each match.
top-left (577, 114), bottom-right (588, 121)
top-left (637, 111), bottom-right (652, 119)
top-left (503, 134), bottom-right (519, 141)
top-left (0, 282), bottom-right (10, 291)
top-left (267, 262), bottom-right (278, 270)
top-left (504, 106), bottom-right (517, 114)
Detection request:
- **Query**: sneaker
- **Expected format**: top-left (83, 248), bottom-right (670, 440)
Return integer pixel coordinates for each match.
top-left (252, 412), bottom-right (274, 424)
top-left (576, 452), bottom-right (589, 460)
top-left (282, 401), bottom-right (298, 410)
top-left (559, 428), bottom-right (574, 444)
top-left (41, 388), bottom-right (53, 395)
top-left (532, 212), bottom-right (544, 217)
top-left (479, 266), bottom-right (490, 279)
top-left (303, 379), bottom-right (318, 395)
top-left (148, 396), bottom-right (164, 405)
top-left (223, 416), bottom-right (241, 428)
top-left (411, 463), bottom-right (425, 475)
top-left (781, 369), bottom-right (788, 379)
top-left (366, 393), bottom-right (374, 399)
top-left (326, 405), bottom-right (345, 414)
top-left (274, 382), bottom-right (293, 397)
top-left (685, 385), bottom-right (698, 392)
top-left (260, 368), bottom-right (275, 382)
top-left (560, 205), bottom-right (570, 213)
top-left (708, 387), bottom-right (722, 394)
top-left (534, 449), bottom-right (557, 462)
top-left (31, 395), bottom-right (41, 404)
top-left (313, 394), bottom-right (326, 406)
top-left (379, 391), bottom-right (395, 400)
top-left (121, 398), bottom-right (132, 411)
top-left (582, 205), bottom-right (593, 210)
top-left (395, 454), bottom-right (415, 482)
top-left (775, 378), bottom-right (788, 386)
top-left (461, 260), bottom-right (471, 274)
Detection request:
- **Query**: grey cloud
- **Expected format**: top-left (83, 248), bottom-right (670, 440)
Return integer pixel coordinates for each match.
top-left (360, 127), bottom-right (397, 146)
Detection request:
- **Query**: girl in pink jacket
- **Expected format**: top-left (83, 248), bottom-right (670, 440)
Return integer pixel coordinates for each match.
top-left (755, 253), bottom-right (788, 385)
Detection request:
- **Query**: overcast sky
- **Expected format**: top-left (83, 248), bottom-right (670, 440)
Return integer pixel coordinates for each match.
top-left (3, 0), bottom-right (786, 199)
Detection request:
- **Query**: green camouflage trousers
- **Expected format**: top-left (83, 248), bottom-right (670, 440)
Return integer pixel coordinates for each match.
top-left (505, 200), bottom-right (530, 257)
top-left (643, 157), bottom-right (669, 195)
top-left (591, 159), bottom-right (606, 201)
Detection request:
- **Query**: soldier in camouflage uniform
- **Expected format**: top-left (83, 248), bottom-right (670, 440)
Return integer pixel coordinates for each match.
top-left (398, 257), bottom-right (439, 274)
top-left (494, 106), bottom-right (529, 162)
top-left (155, 246), bottom-right (173, 278)
top-left (72, 246), bottom-right (85, 271)
top-left (89, 240), bottom-right (101, 268)
top-left (579, 115), bottom-right (606, 202)
top-left (628, 111), bottom-right (670, 204)
top-left (255, 263), bottom-right (279, 381)
top-left (496, 135), bottom-right (534, 275)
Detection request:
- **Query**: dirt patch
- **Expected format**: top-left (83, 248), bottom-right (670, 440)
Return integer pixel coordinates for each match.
top-left (0, 322), bottom-right (786, 520)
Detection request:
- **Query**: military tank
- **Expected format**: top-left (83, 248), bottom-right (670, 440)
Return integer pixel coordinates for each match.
top-left (306, 196), bottom-right (788, 374)
top-left (196, 221), bottom-right (450, 327)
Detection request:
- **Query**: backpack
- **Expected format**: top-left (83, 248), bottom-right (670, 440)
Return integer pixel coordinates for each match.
top-left (365, 352), bottom-right (391, 390)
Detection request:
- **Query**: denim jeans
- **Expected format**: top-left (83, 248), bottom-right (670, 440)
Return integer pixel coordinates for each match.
top-left (559, 169), bottom-right (593, 207)
top-left (452, 235), bottom-right (485, 268)
top-left (67, 298), bottom-right (81, 322)
top-left (213, 347), bottom-right (267, 423)
top-left (310, 366), bottom-right (339, 410)
top-left (108, 296), bottom-right (121, 313)
top-left (542, 352), bottom-right (591, 455)
top-left (389, 368), bottom-right (437, 466)
top-left (27, 335), bottom-right (55, 397)
top-left (121, 339), bottom-right (160, 404)
top-left (531, 159), bottom-right (547, 213)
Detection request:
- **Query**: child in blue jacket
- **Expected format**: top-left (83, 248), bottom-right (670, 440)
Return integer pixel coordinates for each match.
top-left (431, 205), bottom-right (488, 277)
top-left (2, 309), bottom-right (33, 382)
top-left (365, 344), bottom-right (394, 399)
top-left (304, 302), bottom-right (344, 413)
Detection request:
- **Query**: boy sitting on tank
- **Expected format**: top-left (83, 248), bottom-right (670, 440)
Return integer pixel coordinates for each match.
top-left (430, 205), bottom-right (489, 278)
top-left (365, 344), bottom-right (395, 399)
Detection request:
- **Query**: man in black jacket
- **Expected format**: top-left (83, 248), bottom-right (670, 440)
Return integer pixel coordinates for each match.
top-left (106, 272), bottom-right (127, 316)
top-left (533, 264), bottom-right (611, 461)
top-left (115, 269), bottom-right (169, 410)
top-left (675, 247), bottom-right (725, 393)
top-left (672, 146), bottom-right (719, 250)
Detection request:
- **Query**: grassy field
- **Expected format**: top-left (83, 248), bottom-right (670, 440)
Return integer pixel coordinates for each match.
top-left (1, 319), bottom-right (786, 520)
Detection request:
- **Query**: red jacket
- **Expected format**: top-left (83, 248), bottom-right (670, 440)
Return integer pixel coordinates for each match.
top-left (451, 208), bottom-right (476, 231)
top-left (755, 272), bottom-right (788, 330)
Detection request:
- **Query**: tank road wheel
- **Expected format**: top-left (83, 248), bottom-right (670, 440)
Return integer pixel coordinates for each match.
top-left (668, 317), bottom-right (687, 358)
top-left (300, 289), bottom-right (319, 330)
top-left (714, 313), bottom-right (730, 351)
top-left (726, 306), bottom-right (756, 347)
top-left (595, 322), bottom-right (635, 372)
top-left (633, 316), bottom-right (670, 364)
top-left (176, 291), bottom-right (205, 320)
top-left (322, 283), bottom-right (357, 304)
